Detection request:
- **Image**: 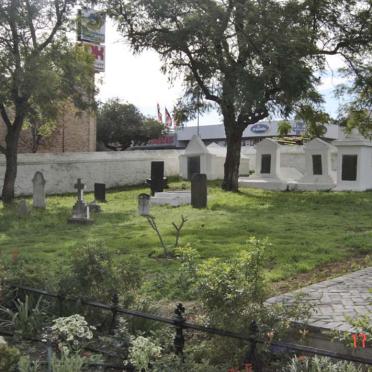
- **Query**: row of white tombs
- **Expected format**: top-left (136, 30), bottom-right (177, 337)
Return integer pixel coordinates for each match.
top-left (180, 130), bottom-right (372, 191)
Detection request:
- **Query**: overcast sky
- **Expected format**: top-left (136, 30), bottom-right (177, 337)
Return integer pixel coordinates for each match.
top-left (96, 19), bottom-right (349, 127)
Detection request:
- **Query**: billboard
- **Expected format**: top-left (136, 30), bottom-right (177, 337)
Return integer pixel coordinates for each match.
top-left (78, 8), bottom-right (105, 44)
top-left (84, 43), bottom-right (105, 72)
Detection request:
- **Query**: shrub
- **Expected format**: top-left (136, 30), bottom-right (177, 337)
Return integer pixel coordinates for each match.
top-left (284, 355), bottom-right (365, 372)
top-left (63, 241), bottom-right (142, 305)
top-left (127, 335), bottom-right (162, 372)
top-left (0, 344), bottom-right (20, 372)
top-left (47, 314), bottom-right (95, 355)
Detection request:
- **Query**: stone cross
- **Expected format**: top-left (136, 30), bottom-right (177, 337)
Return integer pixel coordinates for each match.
top-left (74, 178), bottom-right (85, 202)
top-left (32, 171), bottom-right (46, 208)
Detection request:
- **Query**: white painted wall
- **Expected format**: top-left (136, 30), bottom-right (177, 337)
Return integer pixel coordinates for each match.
top-left (0, 150), bottom-right (183, 196)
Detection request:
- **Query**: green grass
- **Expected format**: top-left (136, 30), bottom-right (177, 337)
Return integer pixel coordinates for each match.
top-left (1, 181), bottom-right (372, 283)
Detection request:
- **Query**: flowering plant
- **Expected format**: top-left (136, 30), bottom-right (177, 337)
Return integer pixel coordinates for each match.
top-left (128, 336), bottom-right (162, 371)
top-left (47, 314), bottom-right (95, 355)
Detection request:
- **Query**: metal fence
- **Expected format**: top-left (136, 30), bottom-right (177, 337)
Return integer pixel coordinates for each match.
top-left (3, 285), bottom-right (372, 371)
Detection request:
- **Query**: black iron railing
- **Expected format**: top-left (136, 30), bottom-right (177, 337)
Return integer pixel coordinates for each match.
top-left (3, 285), bottom-right (372, 370)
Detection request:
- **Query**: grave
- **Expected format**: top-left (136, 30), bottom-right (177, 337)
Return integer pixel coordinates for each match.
top-left (151, 191), bottom-right (191, 207)
top-left (17, 199), bottom-right (29, 217)
top-left (94, 183), bottom-right (106, 202)
top-left (296, 138), bottom-right (337, 191)
top-left (179, 135), bottom-right (250, 180)
top-left (191, 173), bottom-right (207, 208)
top-left (146, 161), bottom-right (167, 196)
top-left (68, 178), bottom-right (93, 224)
top-left (32, 171), bottom-right (46, 208)
top-left (138, 193), bottom-right (150, 216)
top-left (239, 139), bottom-right (302, 190)
top-left (333, 129), bottom-right (372, 191)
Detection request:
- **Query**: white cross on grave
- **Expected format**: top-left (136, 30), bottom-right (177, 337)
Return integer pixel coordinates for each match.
top-left (74, 178), bottom-right (85, 202)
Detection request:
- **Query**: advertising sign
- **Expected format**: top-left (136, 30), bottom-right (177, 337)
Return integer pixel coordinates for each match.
top-left (78, 8), bottom-right (105, 44)
top-left (250, 123), bottom-right (269, 133)
top-left (84, 43), bottom-right (105, 72)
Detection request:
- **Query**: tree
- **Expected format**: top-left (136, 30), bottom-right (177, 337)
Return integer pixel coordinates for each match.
top-left (107, 0), bottom-right (371, 191)
top-left (0, 0), bottom-right (94, 204)
top-left (97, 99), bottom-right (164, 150)
top-left (277, 121), bottom-right (292, 138)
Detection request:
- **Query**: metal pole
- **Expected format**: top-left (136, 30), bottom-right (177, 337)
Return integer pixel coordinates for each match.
top-left (197, 92), bottom-right (200, 137)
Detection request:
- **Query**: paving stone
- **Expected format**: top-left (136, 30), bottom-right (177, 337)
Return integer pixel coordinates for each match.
top-left (266, 267), bottom-right (372, 332)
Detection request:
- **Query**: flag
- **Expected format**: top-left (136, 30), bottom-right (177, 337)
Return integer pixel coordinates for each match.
top-left (165, 107), bottom-right (173, 128)
top-left (157, 103), bottom-right (163, 123)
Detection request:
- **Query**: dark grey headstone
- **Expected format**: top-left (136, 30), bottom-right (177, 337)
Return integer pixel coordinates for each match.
top-left (138, 193), bottom-right (150, 216)
top-left (312, 154), bottom-right (323, 175)
top-left (342, 155), bottom-right (358, 181)
top-left (32, 171), bottom-right (46, 208)
top-left (188, 156), bottom-right (200, 180)
top-left (261, 154), bottom-right (271, 174)
top-left (146, 161), bottom-right (165, 196)
top-left (94, 183), bottom-right (106, 202)
top-left (191, 173), bottom-right (207, 209)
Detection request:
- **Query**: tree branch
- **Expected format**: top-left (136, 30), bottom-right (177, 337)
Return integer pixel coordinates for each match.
top-left (0, 104), bottom-right (12, 129)
top-left (0, 144), bottom-right (6, 154)
top-left (25, 0), bottom-right (38, 48)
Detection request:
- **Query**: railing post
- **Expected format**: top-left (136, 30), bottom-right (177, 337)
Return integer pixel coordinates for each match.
top-left (243, 320), bottom-right (259, 371)
top-left (46, 326), bottom-right (53, 372)
top-left (173, 303), bottom-right (186, 359)
top-left (110, 293), bottom-right (119, 335)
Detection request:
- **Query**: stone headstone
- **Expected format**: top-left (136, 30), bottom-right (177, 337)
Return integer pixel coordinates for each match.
top-left (138, 193), bottom-right (150, 216)
top-left (191, 173), bottom-right (207, 209)
top-left (187, 156), bottom-right (200, 180)
top-left (94, 183), bottom-right (106, 202)
top-left (17, 200), bottom-right (29, 217)
top-left (146, 161), bottom-right (166, 196)
top-left (68, 179), bottom-right (93, 224)
top-left (32, 171), bottom-right (46, 208)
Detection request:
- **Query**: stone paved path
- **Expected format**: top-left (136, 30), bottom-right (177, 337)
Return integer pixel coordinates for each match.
top-left (267, 267), bottom-right (372, 332)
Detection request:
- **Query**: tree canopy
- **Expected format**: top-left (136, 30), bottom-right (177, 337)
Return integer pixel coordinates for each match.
top-left (107, 0), bottom-right (371, 190)
top-left (97, 99), bottom-right (164, 150)
top-left (0, 0), bottom-right (94, 203)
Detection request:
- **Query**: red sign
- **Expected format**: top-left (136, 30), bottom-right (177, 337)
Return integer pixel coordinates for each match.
top-left (83, 43), bottom-right (105, 72)
top-left (148, 135), bottom-right (176, 145)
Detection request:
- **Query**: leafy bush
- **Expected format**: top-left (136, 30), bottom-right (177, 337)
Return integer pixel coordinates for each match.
top-left (284, 355), bottom-right (365, 372)
top-left (48, 314), bottom-right (95, 355)
top-left (0, 343), bottom-right (20, 372)
top-left (127, 335), bottom-right (162, 371)
top-left (63, 241), bottom-right (142, 305)
top-left (51, 353), bottom-right (86, 372)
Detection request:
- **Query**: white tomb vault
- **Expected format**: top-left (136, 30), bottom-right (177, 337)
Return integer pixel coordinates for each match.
top-left (179, 135), bottom-right (250, 180)
top-left (239, 139), bottom-right (303, 190)
top-left (296, 138), bottom-right (337, 191)
top-left (333, 130), bottom-right (372, 191)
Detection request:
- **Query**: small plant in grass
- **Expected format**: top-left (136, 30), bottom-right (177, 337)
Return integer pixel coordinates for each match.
top-left (146, 215), bottom-right (188, 258)
top-left (0, 295), bottom-right (45, 338)
top-left (18, 356), bottom-right (40, 372)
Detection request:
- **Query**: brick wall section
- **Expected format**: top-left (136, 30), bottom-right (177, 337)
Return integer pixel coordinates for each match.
top-left (0, 102), bottom-right (96, 153)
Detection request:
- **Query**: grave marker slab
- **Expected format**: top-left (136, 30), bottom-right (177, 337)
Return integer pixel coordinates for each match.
top-left (94, 183), bottom-right (106, 202)
top-left (138, 193), bottom-right (150, 216)
top-left (191, 173), bottom-right (207, 208)
top-left (32, 171), bottom-right (46, 208)
top-left (17, 200), bottom-right (29, 217)
top-left (68, 178), bottom-right (93, 224)
top-left (146, 161), bottom-right (167, 196)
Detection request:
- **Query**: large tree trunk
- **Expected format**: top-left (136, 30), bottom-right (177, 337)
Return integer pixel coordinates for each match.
top-left (2, 128), bottom-right (20, 204)
top-left (222, 125), bottom-right (243, 191)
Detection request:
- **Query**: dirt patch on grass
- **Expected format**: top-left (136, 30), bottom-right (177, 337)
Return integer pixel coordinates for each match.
top-left (270, 254), bottom-right (372, 296)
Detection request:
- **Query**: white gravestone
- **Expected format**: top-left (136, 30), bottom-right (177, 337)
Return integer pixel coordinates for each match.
top-left (333, 129), bottom-right (372, 191)
top-left (179, 135), bottom-right (250, 180)
top-left (32, 171), bottom-right (46, 208)
top-left (296, 138), bottom-right (337, 191)
top-left (239, 139), bottom-right (290, 190)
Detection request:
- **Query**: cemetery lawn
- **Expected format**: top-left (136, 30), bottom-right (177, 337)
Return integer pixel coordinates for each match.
top-left (1, 180), bottom-right (372, 292)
